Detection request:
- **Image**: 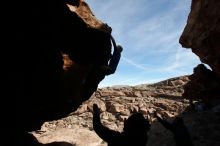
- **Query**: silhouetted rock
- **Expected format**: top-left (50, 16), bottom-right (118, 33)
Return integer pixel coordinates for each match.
top-left (180, 0), bottom-right (220, 78)
top-left (10, 0), bottom-right (112, 145)
top-left (180, 0), bottom-right (220, 112)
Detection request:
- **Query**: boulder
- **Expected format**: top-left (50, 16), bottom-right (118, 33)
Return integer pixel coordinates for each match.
top-left (10, 0), bottom-right (112, 145)
top-left (180, 0), bottom-right (220, 78)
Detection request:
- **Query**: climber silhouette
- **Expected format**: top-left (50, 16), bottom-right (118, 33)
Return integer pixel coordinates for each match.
top-left (104, 35), bottom-right (123, 75)
top-left (93, 104), bottom-right (150, 146)
top-left (154, 112), bottom-right (194, 146)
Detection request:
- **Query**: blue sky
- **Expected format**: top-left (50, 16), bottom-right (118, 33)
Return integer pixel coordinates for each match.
top-left (86, 0), bottom-right (201, 87)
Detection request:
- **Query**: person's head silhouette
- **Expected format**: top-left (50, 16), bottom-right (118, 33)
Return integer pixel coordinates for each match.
top-left (123, 113), bottom-right (150, 135)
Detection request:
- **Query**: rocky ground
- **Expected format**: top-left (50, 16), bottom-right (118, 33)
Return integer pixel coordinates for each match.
top-left (32, 75), bottom-right (220, 146)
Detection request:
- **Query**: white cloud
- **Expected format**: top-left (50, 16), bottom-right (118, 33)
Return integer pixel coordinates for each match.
top-left (85, 0), bottom-right (200, 87)
top-left (121, 57), bottom-right (150, 71)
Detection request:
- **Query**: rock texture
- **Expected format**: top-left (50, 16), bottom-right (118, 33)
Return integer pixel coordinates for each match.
top-left (10, 0), bottom-right (112, 145)
top-left (32, 76), bottom-right (220, 146)
top-left (35, 128), bottom-right (104, 146)
top-left (180, 0), bottom-right (220, 105)
top-left (180, 0), bottom-right (220, 77)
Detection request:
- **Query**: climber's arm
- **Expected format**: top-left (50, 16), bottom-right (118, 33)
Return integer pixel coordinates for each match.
top-left (93, 104), bottom-right (120, 142)
top-left (106, 35), bottom-right (123, 75)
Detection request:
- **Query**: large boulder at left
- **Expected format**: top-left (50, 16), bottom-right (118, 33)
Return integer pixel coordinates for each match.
top-left (6, 0), bottom-right (112, 145)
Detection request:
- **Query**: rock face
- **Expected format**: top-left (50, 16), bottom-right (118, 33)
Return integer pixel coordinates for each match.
top-left (180, 0), bottom-right (220, 103)
top-left (10, 0), bottom-right (112, 145)
top-left (33, 76), bottom-right (220, 146)
top-left (179, 0), bottom-right (220, 77)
